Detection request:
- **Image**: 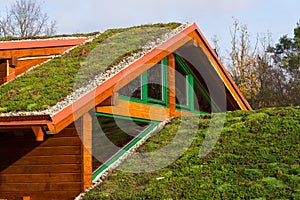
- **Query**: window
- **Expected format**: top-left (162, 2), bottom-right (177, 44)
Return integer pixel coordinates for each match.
top-left (118, 58), bottom-right (168, 106)
top-left (147, 63), bottom-right (163, 101)
top-left (175, 60), bottom-right (189, 106)
top-left (193, 80), bottom-right (211, 113)
top-left (92, 114), bottom-right (152, 172)
top-left (119, 75), bottom-right (142, 99)
top-left (174, 54), bottom-right (214, 113)
top-left (92, 113), bottom-right (159, 180)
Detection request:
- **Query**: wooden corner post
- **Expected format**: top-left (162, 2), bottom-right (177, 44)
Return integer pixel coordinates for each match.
top-left (168, 54), bottom-right (176, 117)
top-left (81, 112), bottom-right (93, 191)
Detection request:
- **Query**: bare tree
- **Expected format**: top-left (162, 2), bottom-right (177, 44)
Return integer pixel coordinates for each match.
top-left (0, 0), bottom-right (56, 37)
top-left (226, 18), bottom-right (261, 107)
top-left (226, 18), bottom-right (295, 109)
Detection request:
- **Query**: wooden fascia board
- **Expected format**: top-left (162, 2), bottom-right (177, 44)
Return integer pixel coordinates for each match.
top-left (96, 99), bottom-right (170, 122)
top-left (0, 46), bottom-right (72, 59)
top-left (0, 119), bottom-right (51, 126)
top-left (191, 24), bottom-right (252, 110)
top-left (0, 117), bottom-right (55, 136)
top-left (0, 38), bottom-right (89, 50)
top-left (51, 24), bottom-right (197, 134)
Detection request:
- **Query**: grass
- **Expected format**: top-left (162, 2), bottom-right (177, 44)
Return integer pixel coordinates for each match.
top-left (83, 106), bottom-right (300, 200)
top-left (0, 23), bottom-right (181, 113)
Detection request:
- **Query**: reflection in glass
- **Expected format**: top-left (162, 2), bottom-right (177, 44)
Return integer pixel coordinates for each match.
top-left (147, 62), bottom-right (163, 101)
top-left (193, 81), bottom-right (211, 113)
top-left (92, 116), bottom-right (151, 172)
top-left (175, 61), bottom-right (188, 106)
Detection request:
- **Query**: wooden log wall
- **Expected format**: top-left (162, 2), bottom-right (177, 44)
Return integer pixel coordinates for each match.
top-left (0, 123), bottom-right (83, 200)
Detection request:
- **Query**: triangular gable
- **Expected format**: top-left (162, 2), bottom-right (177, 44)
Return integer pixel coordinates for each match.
top-left (52, 23), bottom-right (251, 133)
top-left (0, 23), bottom-right (251, 137)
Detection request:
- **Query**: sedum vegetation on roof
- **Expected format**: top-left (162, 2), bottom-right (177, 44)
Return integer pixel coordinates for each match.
top-left (0, 32), bottom-right (100, 41)
top-left (0, 23), bottom-right (182, 114)
top-left (82, 106), bottom-right (300, 200)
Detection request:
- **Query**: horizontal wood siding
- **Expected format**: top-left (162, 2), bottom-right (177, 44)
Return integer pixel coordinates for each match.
top-left (0, 123), bottom-right (83, 200)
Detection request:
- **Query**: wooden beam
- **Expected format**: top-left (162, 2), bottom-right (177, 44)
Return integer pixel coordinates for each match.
top-left (0, 46), bottom-right (71, 59)
top-left (8, 56), bottom-right (18, 68)
top-left (168, 54), bottom-right (176, 117)
top-left (98, 92), bottom-right (119, 106)
top-left (96, 99), bottom-right (170, 122)
top-left (80, 112), bottom-right (93, 191)
top-left (0, 37), bottom-right (88, 50)
top-left (46, 123), bottom-right (56, 135)
top-left (31, 126), bottom-right (44, 141)
top-left (174, 109), bottom-right (198, 117)
top-left (0, 119), bottom-right (52, 127)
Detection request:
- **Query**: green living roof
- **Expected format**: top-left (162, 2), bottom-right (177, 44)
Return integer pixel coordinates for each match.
top-left (83, 106), bottom-right (300, 199)
top-left (0, 23), bottom-right (182, 115)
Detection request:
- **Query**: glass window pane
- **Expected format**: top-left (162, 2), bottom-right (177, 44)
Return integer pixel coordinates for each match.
top-left (118, 75), bottom-right (142, 99)
top-left (175, 61), bottom-right (188, 105)
top-left (92, 116), bottom-right (151, 172)
top-left (194, 81), bottom-right (211, 112)
top-left (147, 62), bottom-right (163, 101)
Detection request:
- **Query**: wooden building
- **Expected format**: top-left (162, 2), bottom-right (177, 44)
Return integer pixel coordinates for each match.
top-left (0, 23), bottom-right (251, 200)
top-left (0, 37), bottom-right (89, 85)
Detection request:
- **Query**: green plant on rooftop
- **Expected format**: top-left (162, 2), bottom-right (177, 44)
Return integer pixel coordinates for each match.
top-left (76, 25), bottom-right (176, 89)
top-left (0, 23), bottom-right (181, 113)
top-left (0, 32), bottom-right (100, 41)
top-left (82, 106), bottom-right (300, 200)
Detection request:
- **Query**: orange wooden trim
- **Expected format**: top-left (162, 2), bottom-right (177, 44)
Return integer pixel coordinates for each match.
top-left (0, 46), bottom-right (71, 59)
top-left (173, 110), bottom-right (198, 117)
top-left (96, 99), bottom-right (170, 122)
top-left (46, 122), bottom-right (56, 135)
top-left (31, 126), bottom-right (44, 141)
top-left (0, 119), bottom-right (51, 127)
top-left (168, 54), bottom-right (176, 117)
top-left (2, 71), bottom-right (15, 83)
top-left (23, 196), bottom-right (30, 200)
top-left (81, 112), bottom-right (93, 191)
top-left (0, 37), bottom-right (89, 50)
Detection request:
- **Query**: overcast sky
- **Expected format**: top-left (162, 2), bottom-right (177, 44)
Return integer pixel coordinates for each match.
top-left (1, 0), bottom-right (299, 55)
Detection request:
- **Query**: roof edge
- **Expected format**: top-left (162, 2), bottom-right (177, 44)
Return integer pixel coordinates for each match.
top-left (0, 36), bottom-right (92, 50)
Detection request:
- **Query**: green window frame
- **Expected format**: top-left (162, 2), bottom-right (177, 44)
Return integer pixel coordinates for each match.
top-left (174, 54), bottom-right (218, 113)
top-left (92, 112), bottom-right (159, 180)
top-left (119, 57), bottom-right (168, 107)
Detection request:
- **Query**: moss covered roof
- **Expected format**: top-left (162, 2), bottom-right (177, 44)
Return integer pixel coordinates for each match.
top-left (83, 106), bottom-right (300, 199)
top-left (0, 23), bottom-right (182, 115)
top-left (0, 32), bottom-right (100, 42)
